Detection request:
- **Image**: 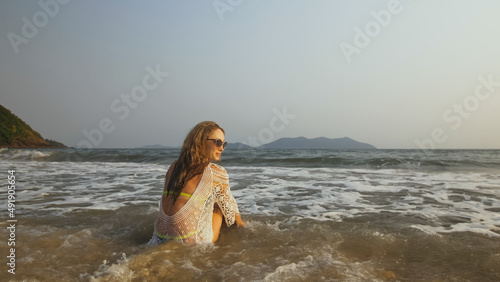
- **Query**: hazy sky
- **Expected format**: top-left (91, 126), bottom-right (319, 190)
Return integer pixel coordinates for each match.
top-left (1, 0), bottom-right (500, 149)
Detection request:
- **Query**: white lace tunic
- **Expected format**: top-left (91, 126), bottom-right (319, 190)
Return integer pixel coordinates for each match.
top-left (149, 163), bottom-right (240, 244)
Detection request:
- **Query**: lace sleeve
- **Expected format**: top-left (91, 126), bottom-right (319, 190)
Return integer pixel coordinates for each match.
top-left (210, 164), bottom-right (240, 227)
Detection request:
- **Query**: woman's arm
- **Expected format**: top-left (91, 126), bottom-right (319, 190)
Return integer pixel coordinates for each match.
top-left (235, 213), bottom-right (246, 227)
top-left (211, 164), bottom-right (244, 227)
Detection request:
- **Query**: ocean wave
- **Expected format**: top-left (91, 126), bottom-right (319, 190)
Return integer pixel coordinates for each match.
top-left (3, 148), bottom-right (499, 281)
top-left (0, 148), bottom-right (176, 164)
top-left (2, 148), bottom-right (500, 172)
top-left (0, 148), bottom-right (56, 161)
top-left (9, 156), bottom-right (499, 240)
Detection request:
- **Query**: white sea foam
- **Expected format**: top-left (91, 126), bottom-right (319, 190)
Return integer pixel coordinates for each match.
top-left (263, 255), bottom-right (315, 281)
top-left (228, 166), bottom-right (500, 237)
top-left (2, 159), bottom-right (499, 238)
top-left (3, 160), bottom-right (166, 215)
top-left (2, 149), bottom-right (55, 160)
top-left (89, 220), bottom-right (386, 281)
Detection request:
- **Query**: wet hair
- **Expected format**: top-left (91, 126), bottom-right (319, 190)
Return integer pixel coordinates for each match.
top-left (166, 121), bottom-right (224, 203)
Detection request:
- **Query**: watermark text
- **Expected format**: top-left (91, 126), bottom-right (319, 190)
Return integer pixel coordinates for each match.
top-left (7, 170), bottom-right (17, 275)
top-left (213, 0), bottom-right (243, 21)
top-left (414, 74), bottom-right (499, 153)
top-left (339, 0), bottom-right (408, 63)
top-left (244, 106), bottom-right (296, 147)
top-left (67, 64), bottom-right (169, 161)
top-left (7, 0), bottom-right (71, 54)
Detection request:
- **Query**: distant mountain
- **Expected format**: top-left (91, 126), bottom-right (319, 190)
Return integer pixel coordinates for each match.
top-left (139, 144), bottom-right (172, 149)
top-left (0, 104), bottom-right (67, 148)
top-left (226, 142), bottom-right (254, 150)
top-left (259, 137), bottom-right (376, 150)
top-left (140, 138), bottom-right (375, 150)
top-left (139, 143), bottom-right (252, 150)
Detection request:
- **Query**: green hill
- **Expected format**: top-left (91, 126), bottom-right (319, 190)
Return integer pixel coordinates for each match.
top-left (0, 104), bottom-right (67, 148)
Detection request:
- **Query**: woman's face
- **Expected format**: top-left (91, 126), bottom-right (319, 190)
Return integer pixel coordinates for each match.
top-left (206, 128), bottom-right (225, 162)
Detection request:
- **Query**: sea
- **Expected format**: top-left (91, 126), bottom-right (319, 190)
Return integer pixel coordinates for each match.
top-left (0, 148), bottom-right (499, 281)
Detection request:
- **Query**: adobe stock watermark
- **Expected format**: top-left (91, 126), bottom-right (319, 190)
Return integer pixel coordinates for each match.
top-left (7, 0), bottom-right (71, 54)
top-left (67, 64), bottom-right (169, 161)
top-left (213, 0), bottom-right (243, 21)
top-left (339, 0), bottom-right (411, 63)
top-left (414, 74), bottom-right (499, 154)
top-left (235, 106), bottom-right (296, 159)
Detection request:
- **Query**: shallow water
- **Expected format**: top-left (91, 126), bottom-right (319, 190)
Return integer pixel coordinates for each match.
top-left (3, 213), bottom-right (499, 281)
top-left (1, 148), bottom-right (499, 281)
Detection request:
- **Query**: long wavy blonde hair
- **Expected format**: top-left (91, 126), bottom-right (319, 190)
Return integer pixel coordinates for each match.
top-left (166, 121), bottom-right (225, 203)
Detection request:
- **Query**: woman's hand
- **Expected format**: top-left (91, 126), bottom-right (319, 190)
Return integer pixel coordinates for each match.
top-left (235, 214), bottom-right (246, 227)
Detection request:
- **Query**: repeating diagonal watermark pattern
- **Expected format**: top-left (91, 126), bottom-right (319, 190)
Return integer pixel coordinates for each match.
top-left (235, 106), bottom-right (296, 161)
top-left (339, 0), bottom-right (412, 63)
top-left (7, 0), bottom-right (71, 54)
top-left (213, 0), bottom-right (243, 21)
top-left (67, 64), bottom-right (169, 161)
top-left (414, 74), bottom-right (500, 154)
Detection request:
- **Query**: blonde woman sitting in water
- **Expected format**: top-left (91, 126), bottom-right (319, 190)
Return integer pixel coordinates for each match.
top-left (148, 121), bottom-right (245, 244)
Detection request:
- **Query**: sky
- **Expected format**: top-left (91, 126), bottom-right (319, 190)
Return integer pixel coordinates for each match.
top-left (1, 0), bottom-right (500, 149)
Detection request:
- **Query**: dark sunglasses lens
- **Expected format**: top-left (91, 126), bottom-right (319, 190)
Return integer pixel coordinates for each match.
top-left (212, 139), bottom-right (227, 149)
top-left (217, 140), bottom-right (227, 149)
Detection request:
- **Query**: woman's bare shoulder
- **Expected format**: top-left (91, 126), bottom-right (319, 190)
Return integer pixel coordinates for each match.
top-left (166, 161), bottom-right (177, 174)
top-left (163, 161), bottom-right (178, 188)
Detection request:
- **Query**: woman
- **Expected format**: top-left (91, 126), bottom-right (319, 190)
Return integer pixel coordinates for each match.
top-left (148, 121), bottom-right (245, 244)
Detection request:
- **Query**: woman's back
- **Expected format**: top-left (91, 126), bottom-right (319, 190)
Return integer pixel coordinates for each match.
top-left (152, 163), bottom-right (239, 244)
top-left (162, 162), bottom-right (203, 216)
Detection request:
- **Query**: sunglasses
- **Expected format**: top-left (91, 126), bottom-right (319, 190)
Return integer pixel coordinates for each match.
top-left (207, 138), bottom-right (227, 149)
